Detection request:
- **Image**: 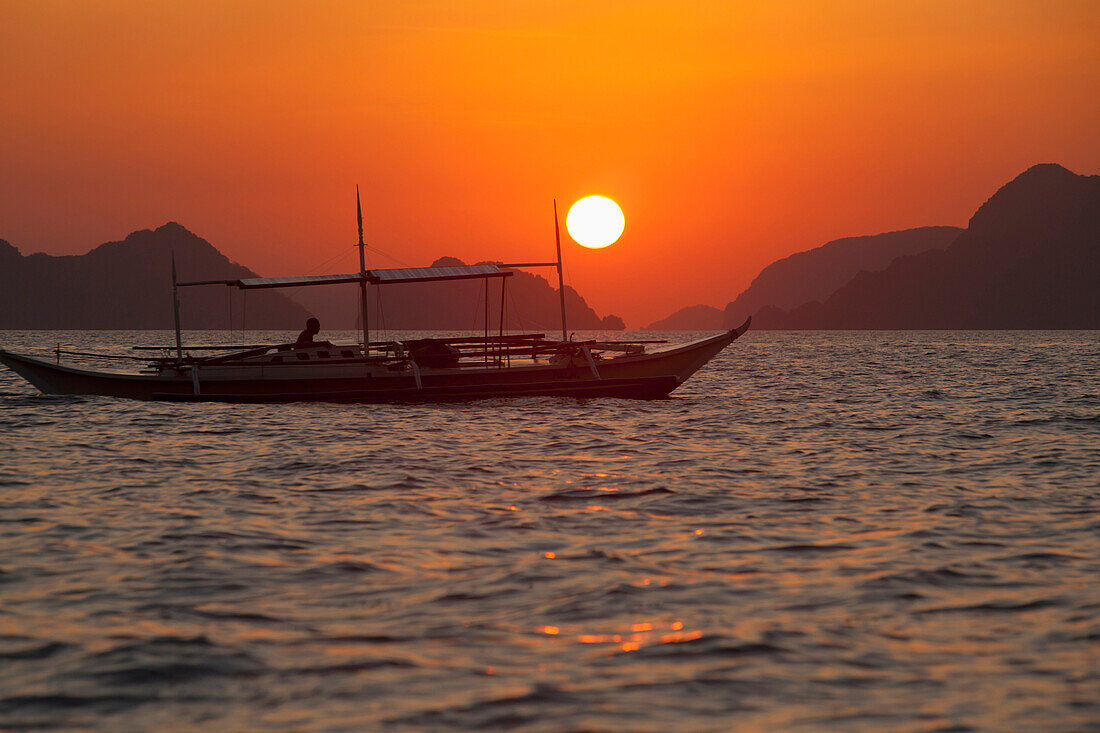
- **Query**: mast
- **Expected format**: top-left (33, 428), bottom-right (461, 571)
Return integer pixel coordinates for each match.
top-left (171, 251), bottom-right (183, 360)
top-left (553, 199), bottom-right (568, 341)
top-left (356, 185), bottom-right (370, 353)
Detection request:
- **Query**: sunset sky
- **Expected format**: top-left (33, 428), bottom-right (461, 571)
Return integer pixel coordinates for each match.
top-left (2, 1), bottom-right (1098, 326)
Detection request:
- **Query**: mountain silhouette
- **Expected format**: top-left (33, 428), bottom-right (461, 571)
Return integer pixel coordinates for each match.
top-left (0, 223), bottom-right (308, 329)
top-left (757, 164), bottom-right (1099, 328)
top-left (0, 224), bottom-right (625, 333)
top-left (644, 226), bottom-right (960, 330)
top-left (290, 256), bottom-right (625, 333)
top-left (720, 227), bottom-right (961, 328)
top-left (645, 305), bottom-right (725, 331)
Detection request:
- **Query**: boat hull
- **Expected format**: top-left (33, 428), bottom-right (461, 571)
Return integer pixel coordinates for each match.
top-left (152, 374), bottom-right (682, 402)
top-left (0, 321), bottom-right (748, 403)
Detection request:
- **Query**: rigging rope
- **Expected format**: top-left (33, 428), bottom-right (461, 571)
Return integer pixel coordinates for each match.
top-left (304, 246), bottom-right (358, 275)
top-left (375, 284), bottom-right (387, 335)
top-left (363, 243), bottom-right (412, 268)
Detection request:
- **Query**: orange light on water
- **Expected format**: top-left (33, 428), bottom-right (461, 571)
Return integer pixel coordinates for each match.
top-left (543, 551), bottom-right (556, 559)
top-left (571, 621), bottom-right (702, 651)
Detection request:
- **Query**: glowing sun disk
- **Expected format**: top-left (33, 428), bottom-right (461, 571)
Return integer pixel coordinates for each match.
top-left (566, 196), bottom-right (624, 248)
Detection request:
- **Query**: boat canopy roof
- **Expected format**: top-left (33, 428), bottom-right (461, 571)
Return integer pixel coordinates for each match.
top-left (369, 264), bottom-right (509, 285)
top-left (234, 273), bottom-right (363, 289)
top-left (179, 264), bottom-right (511, 290)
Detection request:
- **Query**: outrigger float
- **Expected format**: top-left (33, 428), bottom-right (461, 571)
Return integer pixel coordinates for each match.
top-left (0, 196), bottom-right (750, 402)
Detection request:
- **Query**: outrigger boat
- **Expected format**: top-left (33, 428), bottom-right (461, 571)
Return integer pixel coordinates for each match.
top-left (0, 196), bottom-right (750, 402)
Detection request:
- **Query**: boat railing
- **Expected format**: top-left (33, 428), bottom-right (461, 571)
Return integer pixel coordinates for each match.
top-left (51, 347), bottom-right (156, 366)
top-left (104, 333), bottom-right (670, 372)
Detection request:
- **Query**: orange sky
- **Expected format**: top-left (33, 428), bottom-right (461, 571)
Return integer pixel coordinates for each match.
top-left (2, 1), bottom-right (1098, 326)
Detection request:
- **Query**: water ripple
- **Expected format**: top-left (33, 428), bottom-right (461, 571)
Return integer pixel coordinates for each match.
top-left (0, 329), bottom-right (1097, 731)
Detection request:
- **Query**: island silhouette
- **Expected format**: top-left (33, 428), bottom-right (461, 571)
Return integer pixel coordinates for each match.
top-left (648, 164), bottom-right (1098, 330)
top-left (0, 225), bottom-right (624, 332)
top-left (647, 226), bottom-right (961, 330)
top-left (0, 223), bottom-right (308, 330)
top-left (753, 164), bottom-right (1099, 329)
top-left (3, 164), bottom-right (1095, 331)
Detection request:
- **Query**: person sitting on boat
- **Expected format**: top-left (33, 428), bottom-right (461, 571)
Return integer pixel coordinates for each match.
top-left (295, 317), bottom-right (332, 349)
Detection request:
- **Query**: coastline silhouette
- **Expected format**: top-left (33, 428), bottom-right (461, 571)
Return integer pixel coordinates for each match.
top-left (6, 165), bottom-right (1093, 332)
top-left (0, 231), bottom-right (624, 332)
top-left (646, 164), bottom-right (1099, 330)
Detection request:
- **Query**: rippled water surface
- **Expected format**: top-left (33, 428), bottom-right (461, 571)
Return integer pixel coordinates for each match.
top-left (1, 330), bottom-right (1098, 732)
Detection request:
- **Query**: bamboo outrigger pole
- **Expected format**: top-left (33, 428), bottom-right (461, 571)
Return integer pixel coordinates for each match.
top-left (356, 185), bottom-right (370, 354)
top-left (553, 199), bottom-right (568, 341)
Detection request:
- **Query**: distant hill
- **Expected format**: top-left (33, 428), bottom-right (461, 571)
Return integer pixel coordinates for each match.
top-left (762, 164), bottom-right (1099, 328)
top-left (642, 226), bottom-right (960, 330)
top-left (645, 304), bottom-right (725, 331)
top-left (289, 256), bottom-right (625, 332)
top-left (0, 223), bottom-right (308, 329)
top-left (720, 226), bottom-right (962, 328)
top-left (0, 224), bottom-right (625, 333)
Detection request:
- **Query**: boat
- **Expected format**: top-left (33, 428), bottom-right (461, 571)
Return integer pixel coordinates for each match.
top-left (0, 195), bottom-right (750, 402)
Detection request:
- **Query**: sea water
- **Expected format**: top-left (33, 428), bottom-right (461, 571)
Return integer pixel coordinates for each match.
top-left (0, 330), bottom-right (1097, 731)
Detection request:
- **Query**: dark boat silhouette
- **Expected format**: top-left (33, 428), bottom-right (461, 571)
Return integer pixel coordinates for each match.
top-left (0, 325), bottom-right (747, 402)
top-left (0, 194), bottom-right (750, 402)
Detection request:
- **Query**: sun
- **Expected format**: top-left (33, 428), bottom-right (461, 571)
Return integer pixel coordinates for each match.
top-left (566, 196), bottom-right (625, 248)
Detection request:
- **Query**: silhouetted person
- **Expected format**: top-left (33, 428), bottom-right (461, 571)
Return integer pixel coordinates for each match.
top-left (295, 317), bottom-right (332, 349)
